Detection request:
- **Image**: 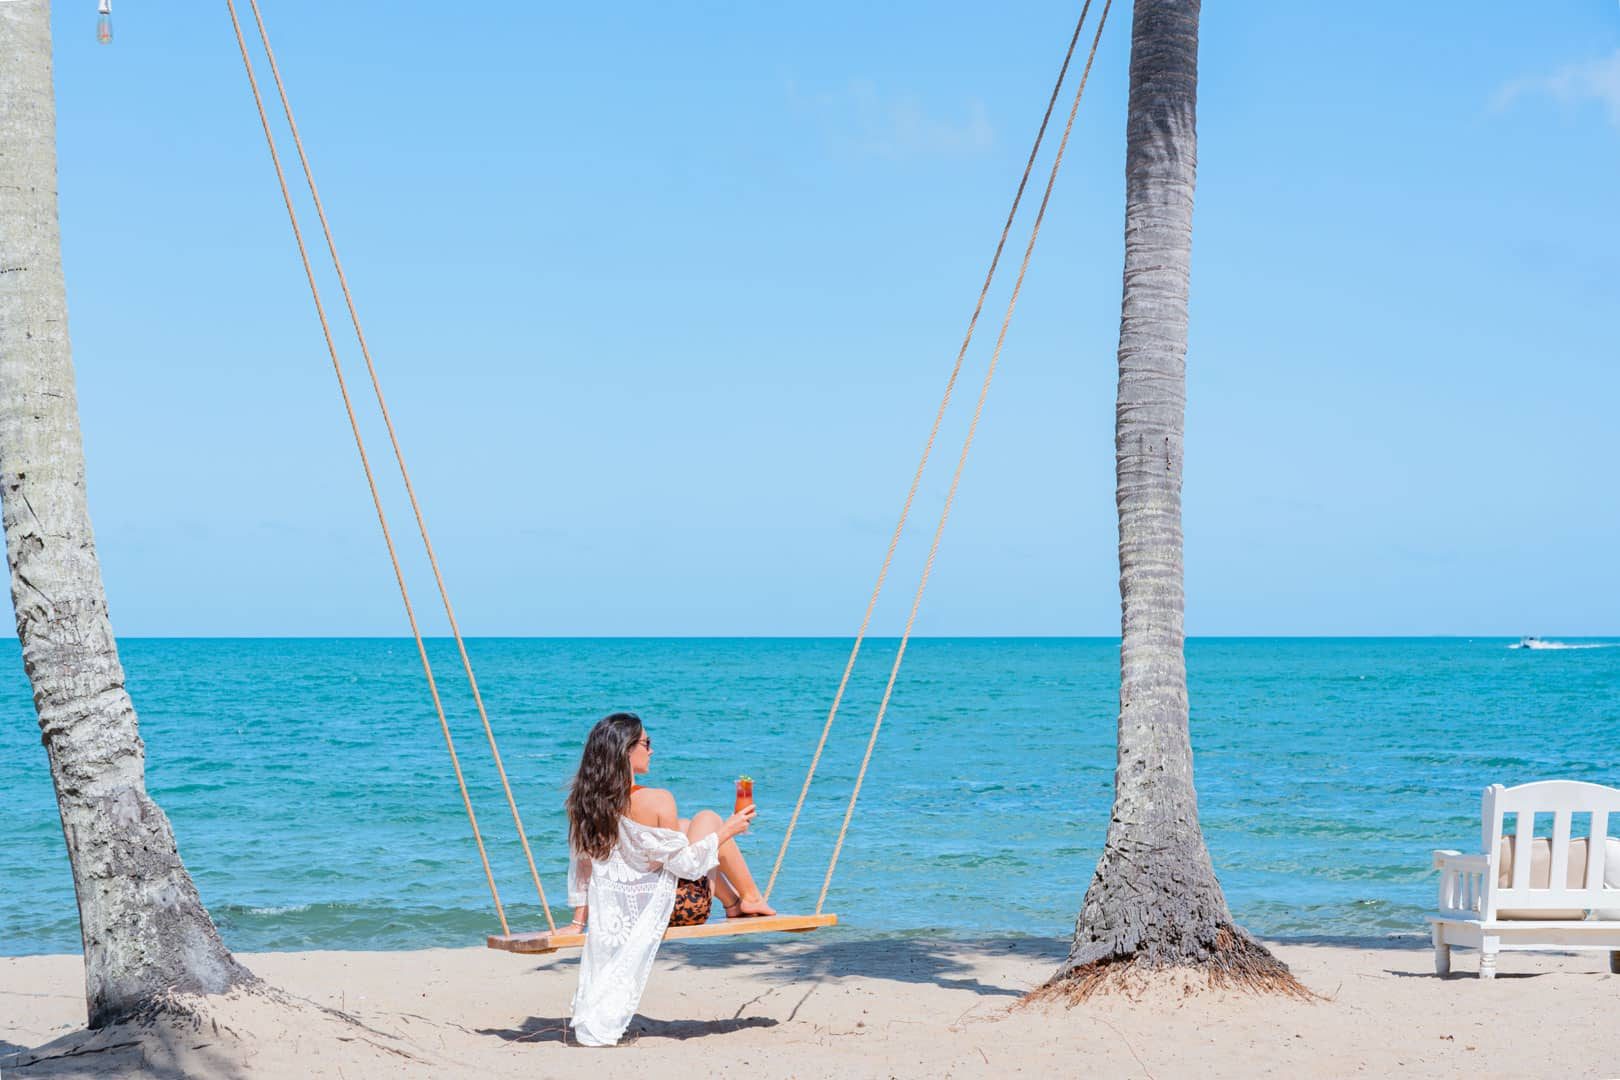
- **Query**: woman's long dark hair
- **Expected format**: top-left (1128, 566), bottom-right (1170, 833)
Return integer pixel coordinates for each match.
top-left (565, 712), bottom-right (643, 860)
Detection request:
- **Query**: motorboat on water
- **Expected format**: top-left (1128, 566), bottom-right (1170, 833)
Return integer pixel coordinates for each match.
top-left (1509, 636), bottom-right (1543, 649)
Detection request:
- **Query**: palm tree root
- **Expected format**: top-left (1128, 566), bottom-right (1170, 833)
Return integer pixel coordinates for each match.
top-left (1025, 925), bottom-right (1315, 1005)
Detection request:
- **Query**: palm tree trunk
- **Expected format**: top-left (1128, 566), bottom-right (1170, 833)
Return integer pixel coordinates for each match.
top-left (0, 0), bottom-right (252, 1027)
top-left (1049, 0), bottom-right (1297, 994)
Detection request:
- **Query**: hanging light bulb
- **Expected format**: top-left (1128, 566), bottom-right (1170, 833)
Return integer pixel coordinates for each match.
top-left (96, 0), bottom-right (112, 45)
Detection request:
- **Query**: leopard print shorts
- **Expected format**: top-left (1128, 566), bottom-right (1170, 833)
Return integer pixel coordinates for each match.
top-left (668, 876), bottom-right (713, 927)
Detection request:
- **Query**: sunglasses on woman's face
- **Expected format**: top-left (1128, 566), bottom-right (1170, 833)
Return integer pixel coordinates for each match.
top-left (634, 736), bottom-right (652, 751)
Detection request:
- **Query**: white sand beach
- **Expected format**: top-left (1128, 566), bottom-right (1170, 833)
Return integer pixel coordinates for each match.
top-left (4, 937), bottom-right (1618, 1078)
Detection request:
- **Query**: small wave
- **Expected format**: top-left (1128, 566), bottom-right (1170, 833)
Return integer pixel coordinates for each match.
top-left (1510, 640), bottom-right (1617, 651)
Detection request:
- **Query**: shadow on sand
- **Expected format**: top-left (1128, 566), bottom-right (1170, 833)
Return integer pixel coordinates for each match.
top-left (478, 1014), bottom-right (780, 1046)
top-left (567, 933), bottom-right (1067, 999)
top-left (1, 1022), bottom-right (248, 1080)
top-left (1273, 933), bottom-right (1577, 981)
top-left (486, 934), bottom-right (1070, 1047)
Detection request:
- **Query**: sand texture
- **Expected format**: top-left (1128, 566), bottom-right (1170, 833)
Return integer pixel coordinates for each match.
top-left (3, 937), bottom-right (1618, 1078)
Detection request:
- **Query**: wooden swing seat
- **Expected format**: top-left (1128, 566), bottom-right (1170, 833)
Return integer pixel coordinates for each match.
top-left (487, 912), bottom-right (837, 954)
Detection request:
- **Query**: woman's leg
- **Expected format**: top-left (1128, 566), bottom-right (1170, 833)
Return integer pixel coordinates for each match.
top-left (683, 812), bottom-right (738, 910)
top-left (683, 810), bottom-right (776, 917)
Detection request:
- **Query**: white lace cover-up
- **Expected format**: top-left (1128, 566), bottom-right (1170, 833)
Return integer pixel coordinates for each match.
top-left (567, 818), bottom-right (721, 1046)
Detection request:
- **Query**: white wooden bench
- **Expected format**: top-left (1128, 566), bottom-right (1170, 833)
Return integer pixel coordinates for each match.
top-left (1429, 780), bottom-right (1620, 978)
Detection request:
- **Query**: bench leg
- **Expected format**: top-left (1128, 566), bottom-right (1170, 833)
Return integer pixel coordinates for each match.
top-left (1610, 951), bottom-right (1619, 975)
top-left (1479, 936), bottom-right (1499, 980)
top-left (1431, 926), bottom-right (1450, 976)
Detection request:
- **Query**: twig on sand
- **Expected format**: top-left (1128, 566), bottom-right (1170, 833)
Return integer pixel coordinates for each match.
top-left (732, 985), bottom-right (778, 1019)
top-left (508, 1018), bottom-right (567, 1045)
top-left (398, 1011), bottom-right (479, 1036)
top-left (977, 1046), bottom-right (990, 1065)
top-left (786, 984), bottom-right (818, 1022)
top-left (1094, 1016), bottom-right (1155, 1080)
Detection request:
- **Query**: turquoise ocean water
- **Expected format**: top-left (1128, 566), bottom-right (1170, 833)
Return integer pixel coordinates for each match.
top-left (3, 637), bottom-right (1618, 956)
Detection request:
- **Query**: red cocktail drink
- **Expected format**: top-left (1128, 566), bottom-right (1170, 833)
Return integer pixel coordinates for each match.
top-left (734, 775), bottom-right (754, 813)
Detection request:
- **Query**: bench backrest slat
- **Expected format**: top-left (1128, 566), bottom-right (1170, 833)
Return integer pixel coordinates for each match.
top-left (1511, 802), bottom-right (1536, 892)
top-left (1586, 811), bottom-right (1610, 893)
top-left (1549, 809), bottom-right (1573, 890)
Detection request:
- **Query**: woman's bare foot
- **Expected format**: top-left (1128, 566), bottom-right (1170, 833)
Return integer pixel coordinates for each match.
top-left (724, 895), bottom-right (777, 918)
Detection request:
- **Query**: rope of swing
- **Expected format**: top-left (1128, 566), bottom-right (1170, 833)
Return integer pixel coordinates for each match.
top-left (792, 0), bottom-right (1112, 914)
top-left (226, 0), bottom-right (555, 935)
top-left (764, 0), bottom-right (1102, 903)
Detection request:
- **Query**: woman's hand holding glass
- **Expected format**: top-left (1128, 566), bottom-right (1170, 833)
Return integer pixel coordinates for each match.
top-left (720, 803), bottom-right (755, 843)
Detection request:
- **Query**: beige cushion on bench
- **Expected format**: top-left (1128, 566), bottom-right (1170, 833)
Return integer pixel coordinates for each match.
top-left (1495, 835), bottom-right (1620, 920)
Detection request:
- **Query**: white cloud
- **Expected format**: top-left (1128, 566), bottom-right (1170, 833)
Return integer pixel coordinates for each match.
top-left (1495, 49), bottom-right (1620, 128)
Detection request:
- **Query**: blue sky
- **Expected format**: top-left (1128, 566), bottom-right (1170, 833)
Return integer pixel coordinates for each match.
top-left (38, 2), bottom-right (1620, 636)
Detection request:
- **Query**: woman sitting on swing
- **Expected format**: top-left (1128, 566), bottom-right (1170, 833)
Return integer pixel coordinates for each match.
top-left (563, 711), bottom-right (775, 1046)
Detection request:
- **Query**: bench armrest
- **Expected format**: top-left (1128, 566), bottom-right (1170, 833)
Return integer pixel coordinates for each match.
top-left (1432, 850), bottom-right (1490, 915)
top-left (1432, 850), bottom-right (1489, 872)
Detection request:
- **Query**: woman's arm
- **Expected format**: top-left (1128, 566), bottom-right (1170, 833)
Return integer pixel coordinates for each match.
top-left (658, 806), bottom-right (756, 879)
top-left (567, 850), bottom-right (593, 908)
top-left (631, 790), bottom-right (758, 848)
top-left (633, 788), bottom-right (755, 844)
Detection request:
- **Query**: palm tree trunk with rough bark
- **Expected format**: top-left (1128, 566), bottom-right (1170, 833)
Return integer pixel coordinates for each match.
top-left (0, 0), bottom-right (252, 1028)
top-left (1046, 0), bottom-right (1298, 996)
